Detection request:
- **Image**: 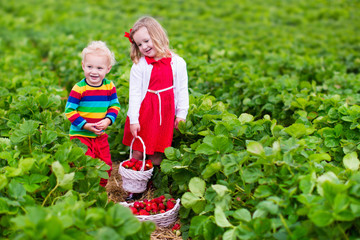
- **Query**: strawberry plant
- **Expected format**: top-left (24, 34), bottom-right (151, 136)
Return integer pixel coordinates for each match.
top-left (1, 0), bottom-right (360, 239)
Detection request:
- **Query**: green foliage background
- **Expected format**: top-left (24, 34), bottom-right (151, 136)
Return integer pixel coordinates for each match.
top-left (1, 0), bottom-right (360, 239)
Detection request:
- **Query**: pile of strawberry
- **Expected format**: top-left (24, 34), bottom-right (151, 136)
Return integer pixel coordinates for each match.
top-left (122, 158), bottom-right (153, 171)
top-left (129, 196), bottom-right (176, 215)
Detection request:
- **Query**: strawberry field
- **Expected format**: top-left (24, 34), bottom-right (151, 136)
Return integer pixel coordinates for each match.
top-left (1, 0), bottom-right (360, 239)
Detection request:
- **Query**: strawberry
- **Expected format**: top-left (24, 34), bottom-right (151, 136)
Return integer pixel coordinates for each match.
top-left (158, 203), bottom-right (165, 210)
top-left (172, 223), bottom-right (180, 232)
top-left (151, 203), bottom-right (158, 212)
top-left (145, 160), bottom-right (153, 170)
top-left (127, 161), bottom-right (135, 168)
top-left (129, 206), bottom-right (138, 215)
top-left (166, 200), bottom-right (175, 210)
top-left (139, 209), bottom-right (150, 215)
top-left (134, 201), bottom-right (140, 209)
top-left (132, 166), bottom-right (137, 171)
top-left (139, 202), bottom-right (145, 208)
top-left (122, 162), bottom-right (130, 168)
top-left (146, 205), bottom-right (152, 212)
top-left (160, 209), bottom-right (165, 213)
top-left (154, 197), bottom-right (162, 204)
top-left (135, 161), bottom-right (142, 171)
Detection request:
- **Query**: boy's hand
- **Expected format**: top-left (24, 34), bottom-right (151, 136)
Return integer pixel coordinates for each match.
top-left (83, 123), bottom-right (103, 135)
top-left (174, 117), bottom-right (185, 130)
top-left (130, 123), bottom-right (140, 138)
top-left (95, 118), bottom-right (111, 130)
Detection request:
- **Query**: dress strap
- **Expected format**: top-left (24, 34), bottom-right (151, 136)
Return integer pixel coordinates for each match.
top-left (147, 86), bottom-right (174, 126)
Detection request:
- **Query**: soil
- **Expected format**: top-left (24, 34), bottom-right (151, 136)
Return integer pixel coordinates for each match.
top-left (106, 161), bottom-right (182, 240)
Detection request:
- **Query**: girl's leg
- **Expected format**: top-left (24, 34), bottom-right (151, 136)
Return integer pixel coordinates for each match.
top-left (148, 152), bottom-right (163, 166)
top-left (132, 150), bottom-right (144, 160)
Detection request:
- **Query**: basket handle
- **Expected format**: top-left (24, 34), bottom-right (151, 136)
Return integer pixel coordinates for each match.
top-left (129, 136), bottom-right (147, 171)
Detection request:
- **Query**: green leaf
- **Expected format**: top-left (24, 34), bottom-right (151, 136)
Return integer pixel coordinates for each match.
top-left (96, 227), bottom-right (121, 240)
top-left (285, 123), bottom-right (315, 138)
top-left (212, 135), bottom-right (233, 154)
top-left (19, 158), bottom-right (35, 173)
top-left (343, 152), bottom-right (359, 171)
top-left (212, 184), bottom-right (229, 197)
top-left (233, 208), bottom-right (251, 222)
top-left (59, 173), bottom-right (74, 189)
top-left (257, 200), bottom-right (279, 215)
top-left (333, 194), bottom-right (349, 213)
top-left (160, 159), bottom-right (180, 174)
top-left (8, 180), bottom-right (26, 199)
top-left (309, 210), bottom-right (333, 227)
top-left (164, 147), bottom-right (181, 160)
top-left (189, 177), bottom-right (206, 197)
top-left (333, 210), bottom-right (355, 221)
top-left (214, 205), bottom-right (232, 227)
top-left (239, 113), bottom-right (254, 124)
top-left (202, 162), bottom-right (221, 179)
top-left (246, 141), bottom-right (265, 156)
top-left (299, 172), bottom-right (316, 194)
top-left (189, 216), bottom-right (209, 237)
top-left (242, 167), bottom-right (263, 183)
top-left (309, 153), bottom-right (331, 162)
top-left (196, 142), bottom-right (216, 155)
top-left (254, 185), bottom-right (273, 198)
top-left (52, 161), bottom-right (64, 181)
top-left (0, 175), bottom-right (8, 190)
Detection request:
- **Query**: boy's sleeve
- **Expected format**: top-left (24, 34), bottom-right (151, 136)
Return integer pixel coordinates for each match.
top-left (65, 85), bottom-right (87, 129)
top-left (105, 82), bottom-right (121, 125)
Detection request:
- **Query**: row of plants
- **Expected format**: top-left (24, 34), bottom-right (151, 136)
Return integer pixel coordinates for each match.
top-left (1, 0), bottom-right (360, 239)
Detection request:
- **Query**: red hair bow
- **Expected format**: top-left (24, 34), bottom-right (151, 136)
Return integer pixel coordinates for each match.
top-left (124, 29), bottom-right (133, 43)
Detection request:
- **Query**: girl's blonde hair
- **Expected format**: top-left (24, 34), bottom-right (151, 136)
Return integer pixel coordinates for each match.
top-left (129, 16), bottom-right (171, 63)
top-left (82, 41), bottom-right (116, 66)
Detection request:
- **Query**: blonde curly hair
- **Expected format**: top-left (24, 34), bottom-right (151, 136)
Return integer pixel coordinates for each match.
top-left (82, 41), bottom-right (116, 66)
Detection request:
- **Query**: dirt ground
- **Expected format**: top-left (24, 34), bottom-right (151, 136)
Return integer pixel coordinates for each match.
top-left (106, 162), bottom-right (182, 240)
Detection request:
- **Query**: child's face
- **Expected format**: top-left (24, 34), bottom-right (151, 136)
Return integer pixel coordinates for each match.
top-left (82, 53), bottom-right (111, 86)
top-left (133, 27), bottom-right (157, 59)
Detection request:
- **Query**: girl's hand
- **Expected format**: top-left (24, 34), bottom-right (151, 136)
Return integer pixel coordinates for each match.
top-left (83, 123), bottom-right (103, 135)
top-left (174, 117), bottom-right (185, 130)
top-left (95, 118), bottom-right (111, 130)
top-left (130, 123), bottom-right (141, 138)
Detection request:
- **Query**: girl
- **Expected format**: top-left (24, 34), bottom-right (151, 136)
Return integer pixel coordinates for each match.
top-left (122, 16), bottom-right (189, 196)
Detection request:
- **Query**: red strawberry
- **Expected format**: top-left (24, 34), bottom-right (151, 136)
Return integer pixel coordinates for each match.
top-left (145, 160), bottom-right (153, 170)
top-left (158, 203), bottom-right (165, 210)
top-left (132, 166), bottom-right (137, 171)
top-left (160, 209), bottom-right (165, 213)
top-left (135, 161), bottom-right (142, 171)
top-left (130, 158), bottom-right (137, 163)
top-left (172, 223), bottom-right (180, 232)
top-left (129, 206), bottom-right (138, 215)
top-left (160, 195), bottom-right (165, 200)
top-left (139, 202), bottom-right (145, 208)
top-left (151, 203), bottom-right (158, 212)
top-left (122, 162), bottom-right (130, 168)
top-left (146, 205), bottom-right (152, 212)
top-left (134, 201), bottom-right (140, 209)
top-left (139, 209), bottom-right (149, 215)
top-left (166, 200), bottom-right (175, 210)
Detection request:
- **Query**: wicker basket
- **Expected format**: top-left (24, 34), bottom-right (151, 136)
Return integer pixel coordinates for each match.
top-left (119, 199), bottom-right (181, 227)
top-left (118, 136), bottom-right (153, 193)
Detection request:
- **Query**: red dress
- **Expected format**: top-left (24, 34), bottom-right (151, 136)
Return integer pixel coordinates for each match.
top-left (122, 56), bottom-right (175, 155)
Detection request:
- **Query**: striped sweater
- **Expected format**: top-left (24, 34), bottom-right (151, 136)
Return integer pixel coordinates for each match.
top-left (65, 78), bottom-right (120, 138)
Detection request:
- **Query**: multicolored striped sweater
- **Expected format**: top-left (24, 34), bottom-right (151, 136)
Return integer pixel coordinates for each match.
top-left (65, 78), bottom-right (120, 138)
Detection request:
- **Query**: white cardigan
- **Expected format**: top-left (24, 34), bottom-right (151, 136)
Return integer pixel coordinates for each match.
top-left (127, 53), bottom-right (189, 124)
